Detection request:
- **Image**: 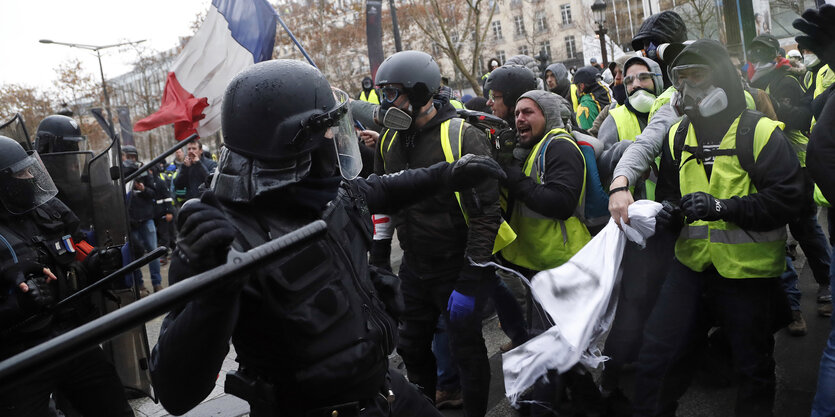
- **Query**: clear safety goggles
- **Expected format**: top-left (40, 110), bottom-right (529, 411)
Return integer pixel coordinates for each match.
top-left (623, 72), bottom-right (659, 87)
top-left (380, 86), bottom-right (405, 103)
top-left (670, 64), bottom-right (713, 90)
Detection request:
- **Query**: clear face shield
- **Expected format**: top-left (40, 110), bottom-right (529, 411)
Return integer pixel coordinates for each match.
top-left (0, 151), bottom-right (59, 214)
top-left (319, 89), bottom-right (362, 180)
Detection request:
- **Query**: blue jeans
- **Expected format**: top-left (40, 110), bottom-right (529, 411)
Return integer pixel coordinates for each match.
top-left (811, 272), bottom-right (835, 416)
top-left (432, 315), bottom-right (459, 392)
top-left (130, 219), bottom-right (162, 287)
top-left (779, 257), bottom-right (802, 311)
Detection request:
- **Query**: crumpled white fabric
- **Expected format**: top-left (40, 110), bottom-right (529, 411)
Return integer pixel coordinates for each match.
top-left (502, 200), bottom-right (662, 404)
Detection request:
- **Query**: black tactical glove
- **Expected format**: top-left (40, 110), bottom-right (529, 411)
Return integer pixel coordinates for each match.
top-left (174, 191), bottom-right (237, 272)
top-left (501, 163), bottom-right (526, 190)
top-left (656, 200), bottom-right (684, 231)
top-left (2, 261), bottom-right (55, 315)
top-left (83, 247), bottom-right (123, 279)
top-left (794, 5), bottom-right (835, 69)
top-left (680, 192), bottom-right (728, 223)
top-left (448, 154), bottom-right (507, 190)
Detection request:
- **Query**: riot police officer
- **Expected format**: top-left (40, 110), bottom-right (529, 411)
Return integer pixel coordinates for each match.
top-left (35, 115), bottom-right (85, 154)
top-left (0, 136), bottom-right (133, 416)
top-left (150, 59), bottom-right (505, 416)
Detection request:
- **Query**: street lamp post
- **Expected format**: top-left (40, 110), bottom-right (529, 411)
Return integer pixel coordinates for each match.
top-left (591, 0), bottom-right (609, 66)
top-left (39, 38), bottom-right (145, 133)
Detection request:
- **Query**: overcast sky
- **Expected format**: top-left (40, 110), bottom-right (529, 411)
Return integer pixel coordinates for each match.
top-left (0, 0), bottom-right (210, 90)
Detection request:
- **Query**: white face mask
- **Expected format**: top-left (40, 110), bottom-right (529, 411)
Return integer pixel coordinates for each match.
top-left (628, 89), bottom-right (656, 113)
top-left (804, 54), bottom-right (820, 67)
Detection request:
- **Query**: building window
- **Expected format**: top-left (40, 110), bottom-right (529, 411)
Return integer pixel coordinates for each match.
top-left (497, 50), bottom-right (506, 64)
top-left (535, 11), bottom-right (548, 32)
top-left (560, 4), bottom-right (572, 25)
top-left (514, 15), bottom-right (526, 36)
top-left (492, 21), bottom-right (503, 40)
top-left (538, 40), bottom-right (551, 59)
top-left (565, 35), bottom-right (577, 58)
top-left (519, 45), bottom-right (529, 56)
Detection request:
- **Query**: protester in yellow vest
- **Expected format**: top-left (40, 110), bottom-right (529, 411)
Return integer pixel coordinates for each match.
top-left (635, 40), bottom-right (804, 417)
top-left (498, 89), bottom-right (598, 415)
top-left (357, 76), bottom-right (379, 104)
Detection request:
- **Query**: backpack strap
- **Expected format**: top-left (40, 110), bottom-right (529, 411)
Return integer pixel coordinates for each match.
top-left (672, 116), bottom-right (690, 169)
top-left (735, 108), bottom-right (762, 182)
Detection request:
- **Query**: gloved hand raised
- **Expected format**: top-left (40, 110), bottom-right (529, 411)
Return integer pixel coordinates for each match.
top-left (680, 192), bottom-right (728, 223)
top-left (655, 200), bottom-right (684, 231)
top-left (448, 154), bottom-right (507, 190)
top-left (794, 5), bottom-right (835, 69)
top-left (174, 191), bottom-right (237, 272)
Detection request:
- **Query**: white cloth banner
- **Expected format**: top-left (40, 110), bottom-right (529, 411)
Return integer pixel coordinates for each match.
top-left (502, 200), bottom-right (662, 404)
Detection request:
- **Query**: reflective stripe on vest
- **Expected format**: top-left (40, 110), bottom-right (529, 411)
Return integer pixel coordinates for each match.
top-left (609, 105), bottom-right (642, 142)
top-left (649, 86), bottom-right (676, 121)
top-left (500, 129), bottom-right (590, 271)
top-left (360, 89), bottom-right (380, 105)
top-left (668, 114), bottom-right (786, 278)
top-left (379, 120), bottom-right (517, 254)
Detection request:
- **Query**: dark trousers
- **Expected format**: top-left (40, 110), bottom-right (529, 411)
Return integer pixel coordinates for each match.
top-left (632, 260), bottom-right (784, 417)
top-left (397, 261), bottom-right (493, 417)
top-left (789, 213), bottom-right (832, 287)
top-left (156, 217), bottom-right (176, 252)
top-left (0, 346), bottom-right (133, 417)
top-left (602, 229), bottom-right (676, 392)
top-left (492, 278), bottom-right (529, 347)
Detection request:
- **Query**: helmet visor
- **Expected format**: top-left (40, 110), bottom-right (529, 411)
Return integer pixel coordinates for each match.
top-left (329, 89), bottom-right (362, 180)
top-left (0, 151), bottom-right (58, 214)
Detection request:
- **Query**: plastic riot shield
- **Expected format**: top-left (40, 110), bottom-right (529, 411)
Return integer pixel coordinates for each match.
top-left (88, 142), bottom-right (129, 247)
top-left (89, 137), bottom-right (155, 400)
top-left (40, 152), bottom-right (95, 232)
top-left (0, 113), bottom-right (33, 150)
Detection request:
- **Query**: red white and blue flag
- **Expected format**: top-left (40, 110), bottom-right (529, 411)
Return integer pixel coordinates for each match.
top-left (134, 0), bottom-right (277, 140)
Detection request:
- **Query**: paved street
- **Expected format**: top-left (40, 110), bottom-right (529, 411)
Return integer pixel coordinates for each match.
top-left (130, 215), bottom-right (832, 417)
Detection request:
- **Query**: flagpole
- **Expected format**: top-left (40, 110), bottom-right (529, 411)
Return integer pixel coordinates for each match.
top-left (272, 8), bottom-right (317, 68)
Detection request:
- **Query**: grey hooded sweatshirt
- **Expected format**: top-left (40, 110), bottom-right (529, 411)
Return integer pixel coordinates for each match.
top-left (502, 90), bottom-right (585, 220)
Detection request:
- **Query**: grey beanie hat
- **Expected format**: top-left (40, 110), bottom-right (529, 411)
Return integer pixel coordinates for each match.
top-left (517, 90), bottom-right (566, 132)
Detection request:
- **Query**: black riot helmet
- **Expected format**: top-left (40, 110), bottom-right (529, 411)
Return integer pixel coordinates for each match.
top-left (35, 115), bottom-right (85, 153)
top-left (214, 60), bottom-right (362, 204)
top-left (485, 65), bottom-right (538, 108)
top-left (0, 135), bottom-right (58, 214)
top-left (375, 51), bottom-right (441, 108)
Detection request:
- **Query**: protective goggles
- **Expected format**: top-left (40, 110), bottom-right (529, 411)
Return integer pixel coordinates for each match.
top-left (622, 72), bottom-right (659, 86)
top-left (670, 64), bottom-right (713, 90)
top-left (380, 86), bottom-right (405, 103)
top-left (488, 91), bottom-right (503, 102)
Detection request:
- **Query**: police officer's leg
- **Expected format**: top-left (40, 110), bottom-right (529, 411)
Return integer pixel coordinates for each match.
top-left (442, 276), bottom-right (492, 417)
top-left (397, 262), bottom-right (441, 401)
top-left (710, 276), bottom-right (779, 417)
top-left (54, 346), bottom-right (134, 417)
top-left (632, 260), bottom-right (709, 417)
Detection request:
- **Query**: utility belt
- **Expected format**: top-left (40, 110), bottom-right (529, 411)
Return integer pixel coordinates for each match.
top-left (225, 367), bottom-right (394, 417)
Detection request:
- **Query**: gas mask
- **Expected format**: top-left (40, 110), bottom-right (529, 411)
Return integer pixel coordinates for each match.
top-left (374, 85), bottom-right (415, 131)
top-left (671, 85), bottom-right (728, 118)
top-left (362, 80), bottom-right (372, 90)
top-left (373, 104), bottom-right (413, 131)
top-left (627, 88), bottom-right (657, 113)
top-left (670, 64), bottom-right (727, 118)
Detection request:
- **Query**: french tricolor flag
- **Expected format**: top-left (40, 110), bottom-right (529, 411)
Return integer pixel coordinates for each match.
top-left (134, 0), bottom-right (277, 140)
